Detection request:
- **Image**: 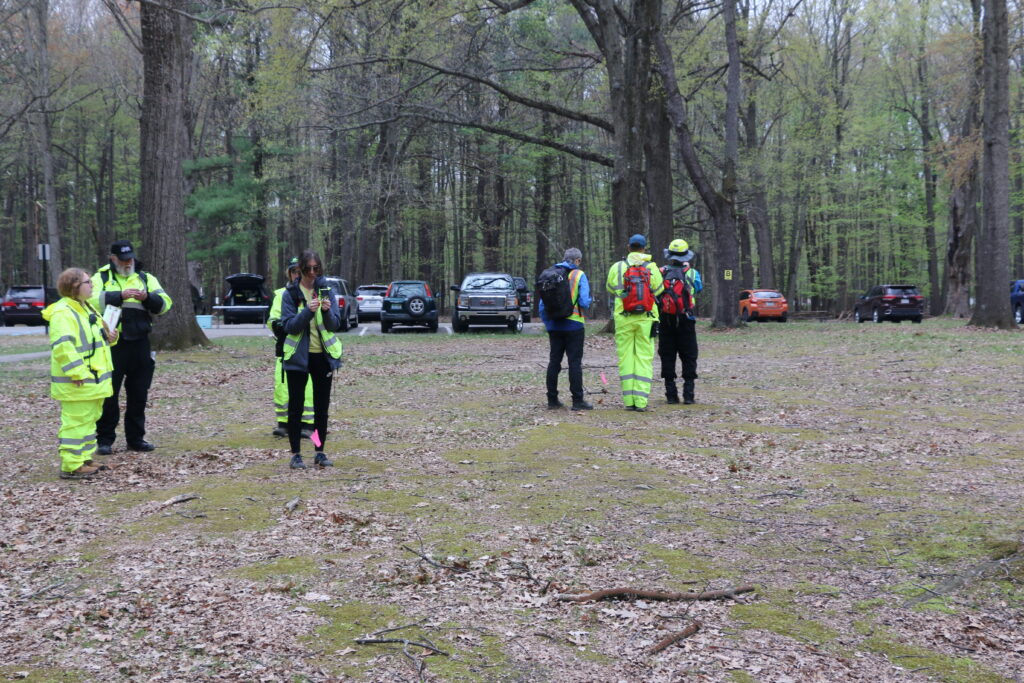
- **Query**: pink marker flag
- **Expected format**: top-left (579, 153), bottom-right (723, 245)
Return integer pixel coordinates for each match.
top-left (310, 429), bottom-right (322, 448)
top-left (600, 372), bottom-right (608, 385)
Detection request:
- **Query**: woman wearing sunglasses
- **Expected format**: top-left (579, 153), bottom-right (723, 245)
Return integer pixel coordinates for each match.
top-left (43, 268), bottom-right (119, 479)
top-left (278, 249), bottom-right (344, 469)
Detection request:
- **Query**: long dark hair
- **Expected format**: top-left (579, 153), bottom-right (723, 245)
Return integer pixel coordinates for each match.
top-left (299, 249), bottom-right (322, 275)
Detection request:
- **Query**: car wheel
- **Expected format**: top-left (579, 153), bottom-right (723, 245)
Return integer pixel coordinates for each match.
top-left (339, 307), bottom-right (350, 332)
top-left (381, 320), bottom-right (391, 334)
top-left (912, 317), bottom-right (922, 324)
top-left (405, 296), bottom-right (427, 318)
top-left (428, 319), bottom-right (439, 333)
top-left (452, 317), bottom-right (466, 333)
top-left (741, 308), bottom-right (750, 322)
top-left (509, 317), bottom-right (523, 333)
top-left (778, 315), bottom-right (787, 323)
top-left (523, 314), bottom-right (531, 324)
top-left (873, 308), bottom-right (882, 323)
top-left (1015, 305), bottom-right (1022, 324)
top-left (854, 308), bottom-right (863, 323)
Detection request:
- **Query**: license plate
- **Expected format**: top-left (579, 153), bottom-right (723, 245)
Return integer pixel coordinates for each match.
top-left (901, 298), bottom-right (909, 303)
top-left (17, 303), bottom-right (28, 309)
top-left (764, 302), bottom-right (775, 307)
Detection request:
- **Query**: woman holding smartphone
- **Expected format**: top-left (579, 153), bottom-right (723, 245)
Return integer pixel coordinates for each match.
top-left (44, 268), bottom-right (118, 479)
top-left (278, 249), bottom-right (344, 469)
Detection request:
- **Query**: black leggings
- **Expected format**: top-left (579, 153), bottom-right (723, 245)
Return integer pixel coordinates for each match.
top-left (286, 353), bottom-right (333, 454)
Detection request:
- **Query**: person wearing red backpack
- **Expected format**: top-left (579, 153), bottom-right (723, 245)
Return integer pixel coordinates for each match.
top-left (605, 234), bottom-right (664, 411)
top-left (658, 239), bottom-right (703, 404)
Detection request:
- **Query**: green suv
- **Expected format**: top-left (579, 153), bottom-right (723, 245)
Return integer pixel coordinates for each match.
top-left (380, 280), bottom-right (439, 333)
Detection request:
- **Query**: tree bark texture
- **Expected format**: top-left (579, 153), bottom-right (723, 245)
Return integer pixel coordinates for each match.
top-left (969, 0), bottom-right (1014, 328)
top-left (139, 0), bottom-right (207, 348)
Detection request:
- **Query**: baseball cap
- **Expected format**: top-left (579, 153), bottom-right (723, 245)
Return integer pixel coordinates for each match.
top-left (111, 240), bottom-right (135, 260)
top-left (628, 234), bottom-right (647, 248)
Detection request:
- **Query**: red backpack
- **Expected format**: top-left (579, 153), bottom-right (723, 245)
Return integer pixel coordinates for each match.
top-left (621, 263), bottom-right (656, 314)
top-left (659, 265), bottom-right (693, 315)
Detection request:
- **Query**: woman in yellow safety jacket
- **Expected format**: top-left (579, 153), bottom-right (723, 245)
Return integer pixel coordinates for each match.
top-left (43, 268), bottom-right (118, 479)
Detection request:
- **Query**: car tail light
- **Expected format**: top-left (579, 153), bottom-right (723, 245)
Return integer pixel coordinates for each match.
top-left (882, 295), bottom-right (898, 301)
top-left (31, 301), bottom-right (45, 308)
top-left (425, 284), bottom-right (433, 297)
top-left (385, 285), bottom-right (392, 296)
top-left (1, 301), bottom-right (15, 308)
top-left (356, 296), bottom-right (363, 301)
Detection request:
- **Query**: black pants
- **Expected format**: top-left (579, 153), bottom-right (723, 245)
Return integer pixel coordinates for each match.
top-left (658, 316), bottom-right (698, 382)
top-left (97, 336), bottom-right (155, 446)
top-left (286, 353), bottom-right (333, 454)
top-left (546, 327), bottom-right (585, 402)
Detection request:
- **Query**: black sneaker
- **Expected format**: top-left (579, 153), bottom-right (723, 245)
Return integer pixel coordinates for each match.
top-left (96, 444), bottom-right (112, 456)
top-left (547, 400), bottom-right (564, 410)
top-left (683, 397), bottom-right (696, 405)
top-left (127, 440), bottom-right (156, 452)
top-left (571, 400), bottom-right (593, 411)
top-left (313, 452), bottom-right (334, 468)
top-left (289, 454), bottom-right (306, 470)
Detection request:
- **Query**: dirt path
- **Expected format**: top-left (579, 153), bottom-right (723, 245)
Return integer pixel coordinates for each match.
top-left (1, 320), bottom-right (1021, 681)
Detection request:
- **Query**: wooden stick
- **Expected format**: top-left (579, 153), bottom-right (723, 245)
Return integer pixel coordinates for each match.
top-left (354, 638), bottom-right (449, 656)
top-left (648, 620), bottom-right (701, 654)
top-left (555, 585), bottom-right (755, 603)
top-left (160, 493), bottom-right (199, 508)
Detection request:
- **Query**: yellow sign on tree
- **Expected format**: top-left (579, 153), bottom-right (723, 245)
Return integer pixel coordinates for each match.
top-left (724, 270), bottom-right (733, 280)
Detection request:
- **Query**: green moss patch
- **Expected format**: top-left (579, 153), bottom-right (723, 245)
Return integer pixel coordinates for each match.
top-left (860, 626), bottom-right (1006, 683)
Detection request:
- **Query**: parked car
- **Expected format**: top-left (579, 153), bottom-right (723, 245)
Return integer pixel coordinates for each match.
top-left (323, 276), bottom-right (359, 331)
top-left (380, 280), bottom-right (438, 333)
top-left (512, 276), bottom-right (532, 323)
top-left (1012, 279), bottom-right (1024, 324)
top-left (450, 272), bottom-right (523, 333)
top-left (1, 284), bottom-right (58, 326)
top-left (222, 273), bottom-right (271, 324)
top-left (854, 284), bottom-right (924, 323)
top-left (355, 284), bottom-right (387, 320)
top-left (739, 289), bottom-right (788, 322)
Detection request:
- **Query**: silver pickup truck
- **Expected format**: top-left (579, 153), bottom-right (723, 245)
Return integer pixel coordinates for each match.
top-left (450, 272), bottom-right (523, 333)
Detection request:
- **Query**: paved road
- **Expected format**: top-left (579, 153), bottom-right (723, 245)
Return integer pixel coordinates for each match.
top-left (0, 320), bottom-right (545, 363)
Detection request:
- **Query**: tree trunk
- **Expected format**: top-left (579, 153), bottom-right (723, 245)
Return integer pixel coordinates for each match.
top-left (969, 0), bottom-right (1014, 327)
top-left (916, 1), bottom-right (942, 314)
top-left (644, 92), bottom-right (673, 254)
top-left (139, 0), bottom-right (207, 348)
top-left (744, 98), bottom-right (775, 289)
top-left (26, 0), bottom-right (63, 281)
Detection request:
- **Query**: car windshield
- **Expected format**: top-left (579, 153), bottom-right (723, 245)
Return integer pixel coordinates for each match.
top-left (392, 283), bottom-right (426, 297)
top-left (464, 276), bottom-right (511, 290)
top-left (885, 286), bottom-right (919, 296)
top-left (8, 287), bottom-right (44, 299)
top-left (754, 291), bottom-right (783, 299)
top-left (230, 287), bottom-right (264, 303)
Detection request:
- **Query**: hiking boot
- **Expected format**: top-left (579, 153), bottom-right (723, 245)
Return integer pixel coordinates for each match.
top-left (682, 381), bottom-right (695, 405)
top-left (666, 381), bottom-right (680, 404)
top-left (633, 405), bottom-right (651, 412)
top-left (96, 444), bottom-right (112, 456)
top-left (272, 426), bottom-right (288, 437)
top-left (571, 400), bottom-right (593, 411)
top-left (547, 399), bottom-right (565, 410)
top-left (60, 464), bottom-right (102, 480)
top-left (127, 440), bottom-right (156, 452)
top-left (313, 452), bottom-right (334, 468)
top-left (289, 454), bottom-right (306, 470)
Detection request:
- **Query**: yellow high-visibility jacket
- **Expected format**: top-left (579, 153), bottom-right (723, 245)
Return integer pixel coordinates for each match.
top-left (43, 298), bottom-right (115, 401)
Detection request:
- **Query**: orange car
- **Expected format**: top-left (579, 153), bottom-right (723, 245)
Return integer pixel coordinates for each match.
top-left (739, 289), bottom-right (788, 322)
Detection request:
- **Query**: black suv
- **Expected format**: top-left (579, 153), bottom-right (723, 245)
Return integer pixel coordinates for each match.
top-left (222, 274), bottom-right (270, 324)
top-left (380, 280), bottom-right (438, 333)
top-left (512, 276), bottom-right (532, 323)
top-left (323, 276), bottom-right (359, 331)
top-left (1, 285), bottom-right (58, 326)
top-left (854, 284), bottom-right (924, 324)
top-left (450, 272), bottom-right (523, 333)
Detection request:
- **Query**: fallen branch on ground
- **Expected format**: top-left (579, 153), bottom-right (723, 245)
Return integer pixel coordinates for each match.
top-left (555, 585), bottom-right (755, 603)
top-left (648, 620), bottom-right (701, 654)
top-left (160, 493), bottom-right (198, 508)
top-left (284, 497), bottom-right (301, 513)
top-left (354, 637), bottom-right (449, 656)
top-left (402, 544), bottom-right (471, 573)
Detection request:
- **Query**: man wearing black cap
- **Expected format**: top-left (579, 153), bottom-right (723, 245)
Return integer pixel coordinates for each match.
top-left (89, 240), bottom-right (173, 453)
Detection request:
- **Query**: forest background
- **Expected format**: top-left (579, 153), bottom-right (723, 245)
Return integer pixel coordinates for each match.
top-left (0, 0), bottom-right (1021, 344)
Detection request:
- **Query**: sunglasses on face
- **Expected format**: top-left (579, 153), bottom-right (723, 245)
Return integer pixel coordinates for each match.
top-left (302, 263), bottom-right (321, 274)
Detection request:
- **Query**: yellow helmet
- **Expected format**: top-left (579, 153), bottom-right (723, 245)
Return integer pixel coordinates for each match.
top-left (665, 239), bottom-right (695, 263)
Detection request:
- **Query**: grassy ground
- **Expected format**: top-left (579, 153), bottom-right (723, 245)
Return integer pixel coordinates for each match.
top-left (1, 319), bottom-right (1022, 682)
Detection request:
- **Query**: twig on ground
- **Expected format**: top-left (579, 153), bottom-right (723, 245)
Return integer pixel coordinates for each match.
top-left (556, 585), bottom-right (756, 603)
top-left (354, 637), bottom-right (449, 656)
top-left (648, 620), bottom-right (701, 654)
top-left (160, 493), bottom-right (199, 508)
top-left (22, 580), bottom-right (66, 600)
top-left (284, 497), bottom-right (302, 513)
top-left (402, 544), bottom-right (471, 573)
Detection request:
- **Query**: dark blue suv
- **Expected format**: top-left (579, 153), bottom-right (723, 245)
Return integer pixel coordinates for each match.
top-left (380, 280), bottom-right (439, 333)
top-left (1012, 279), bottom-right (1024, 325)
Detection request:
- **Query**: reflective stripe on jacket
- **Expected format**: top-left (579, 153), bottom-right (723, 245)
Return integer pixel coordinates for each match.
top-left (279, 284), bottom-right (343, 371)
top-left (605, 253), bottom-right (665, 318)
top-left (89, 265), bottom-right (173, 341)
top-left (43, 298), bottom-right (115, 402)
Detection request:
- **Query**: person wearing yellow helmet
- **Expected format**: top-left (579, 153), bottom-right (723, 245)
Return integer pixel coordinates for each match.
top-left (657, 239), bottom-right (702, 404)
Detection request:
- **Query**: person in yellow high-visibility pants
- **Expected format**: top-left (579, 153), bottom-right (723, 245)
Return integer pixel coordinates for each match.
top-left (43, 268), bottom-right (118, 479)
top-left (606, 234), bottom-right (664, 411)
